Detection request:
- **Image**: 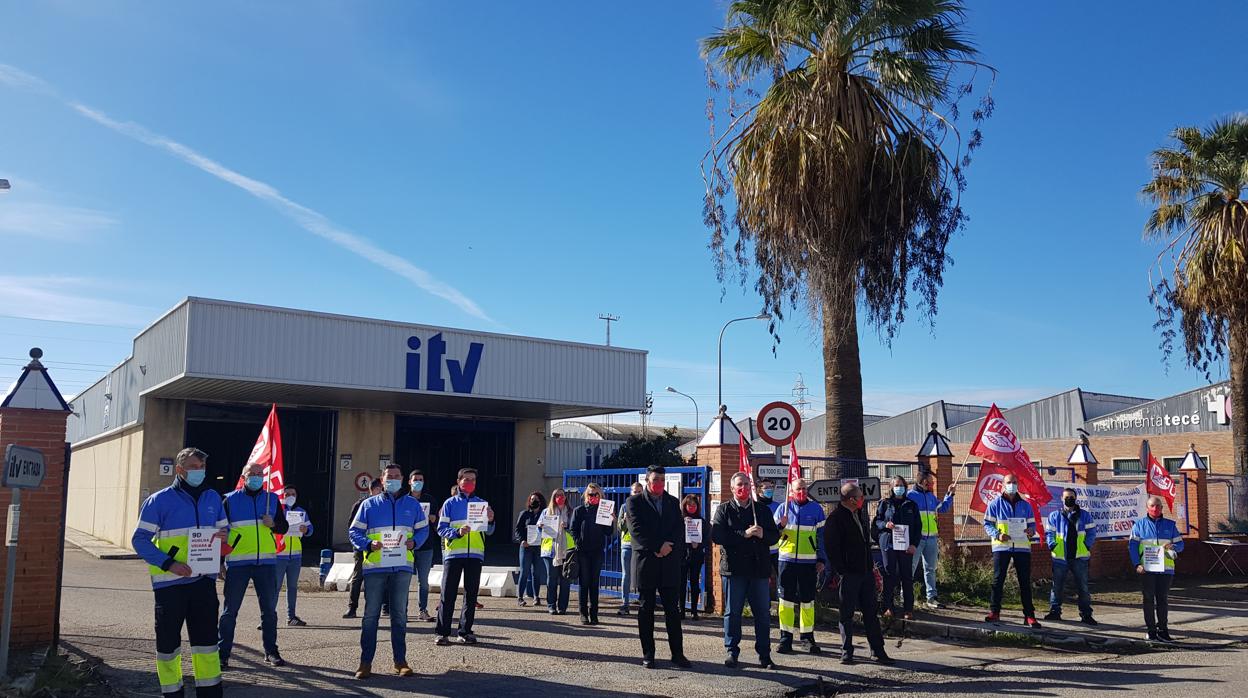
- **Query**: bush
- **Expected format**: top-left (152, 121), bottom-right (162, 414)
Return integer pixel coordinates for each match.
top-left (935, 547), bottom-right (1044, 609)
top-left (1215, 517), bottom-right (1248, 534)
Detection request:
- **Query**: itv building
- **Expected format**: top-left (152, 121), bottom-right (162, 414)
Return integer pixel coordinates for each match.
top-left (65, 298), bottom-right (646, 556)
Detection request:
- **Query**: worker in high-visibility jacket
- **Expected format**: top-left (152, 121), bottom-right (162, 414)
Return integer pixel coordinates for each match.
top-left (1044, 487), bottom-right (1097, 624)
top-left (131, 447), bottom-right (227, 698)
top-left (274, 484), bottom-right (313, 627)
top-left (757, 479), bottom-right (782, 571)
top-left (1129, 495), bottom-right (1184, 643)
top-left (348, 463), bottom-right (429, 679)
top-left (907, 471), bottom-right (956, 609)
top-left (435, 467), bottom-right (496, 645)
top-left (773, 478), bottom-right (828, 654)
top-left (982, 473), bottom-right (1040, 628)
top-left (218, 461), bottom-right (290, 669)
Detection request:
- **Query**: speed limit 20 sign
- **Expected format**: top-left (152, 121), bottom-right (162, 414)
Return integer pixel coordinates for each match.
top-left (757, 401), bottom-right (802, 446)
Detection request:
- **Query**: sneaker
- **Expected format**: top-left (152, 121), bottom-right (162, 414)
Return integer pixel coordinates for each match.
top-left (1158, 630), bottom-right (1175, 643)
top-left (759, 657), bottom-right (778, 670)
top-left (265, 652), bottom-right (285, 667)
top-left (342, 609), bottom-right (357, 619)
top-left (435, 636), bottom-right (451, 646)
top-left (580, 615), bottom-right (591, 625)
top-left (840, 653), bottom-right (856, 665)
top-left (984, 612), bottom-right (1000, 623)
top-left (724, 656), bottom-right (739, 668)
top-left (395, 662), bottom-right (414, 677)
top-left (927, 600), bottom-right (946, 609)
top-left (548, 608), bottom-right (558, 615)
top-left (417, 610), bottom-right (433, 622)
top-left (1024, 617), bottom-right (1042, 629)
top-left (1081, 615), bottom-right (1099, 627)
top-left (1043, 611), bottom-right (1062, 622)
top-left (459, 632), bottom-right (478, 645)
top-left (518, 599), bottom-right (528, 607)
top-left (1146, 631), bottom-right (1160, 642)
top-left (288, 617), bottom-right (307, 627)
top-left (354, 662), bottom-right (371, 679)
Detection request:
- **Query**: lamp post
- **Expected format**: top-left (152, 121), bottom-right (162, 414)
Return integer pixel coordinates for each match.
top-left (665, 386), bottom-right (699, 437)
top-left (718, 313), bottom-right (770, 411)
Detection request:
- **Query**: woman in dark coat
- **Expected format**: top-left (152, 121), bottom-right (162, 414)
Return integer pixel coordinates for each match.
top-left (680, 494), bottom-right (709, 620)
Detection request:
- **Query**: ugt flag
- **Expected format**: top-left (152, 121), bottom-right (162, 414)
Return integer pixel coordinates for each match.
top-left (1141, 439), bottom-right (1176, 509)
top-left (787, 440), bottom-right (802, 498)
top-left (969, 404), bottom-right (1052, 507)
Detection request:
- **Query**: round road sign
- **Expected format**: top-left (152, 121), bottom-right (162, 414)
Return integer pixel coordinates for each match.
top-left (757, 401), bottom-right (802, 446)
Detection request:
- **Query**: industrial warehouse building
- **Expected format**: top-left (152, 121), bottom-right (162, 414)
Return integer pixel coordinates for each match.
top-left (65, 298), bottom-right (646, 556)
top-left (774, 383), bottom-right (1237, 531)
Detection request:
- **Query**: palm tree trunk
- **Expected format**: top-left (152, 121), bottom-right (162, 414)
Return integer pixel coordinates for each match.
top-left (1229, 316), bottom-right (1248, 525)
top-left (822, 280), bottom-right (867, 479)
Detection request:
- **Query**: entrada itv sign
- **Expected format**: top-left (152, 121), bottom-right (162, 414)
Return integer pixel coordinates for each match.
top-left (404, 333), bottom-right (484, 394)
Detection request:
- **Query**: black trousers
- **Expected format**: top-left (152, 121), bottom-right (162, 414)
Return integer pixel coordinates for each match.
top-left (683, 555), bottom-right (705, 613)
top-left (154, 577), bottom-right (222, 698)
top-left (347, 550), bottom-right (364, 610)
top-left (991, 552), bottom-right (1035, 617)
top-left (1142, 573), bottom-right (1173, 632)
top-left (638, 585), bottom-right (684, 660)
top-left (578, 551), bottom-right (604, 618)
top-left (436, 558), bottom-right (482, 637)
top-left (838, 572), bottom-right (885, 658)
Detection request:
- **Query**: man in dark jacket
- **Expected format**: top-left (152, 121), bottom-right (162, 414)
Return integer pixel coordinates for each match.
top-left (624, 465), bottom-right (689, 669)
top-left (826, 483), bottom-right (893, 665)
top-left (712, 472), bottom-right (781, 669)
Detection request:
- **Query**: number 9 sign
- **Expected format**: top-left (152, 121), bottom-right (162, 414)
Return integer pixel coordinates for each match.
top-left (757, 401), bottom-right (802, 446)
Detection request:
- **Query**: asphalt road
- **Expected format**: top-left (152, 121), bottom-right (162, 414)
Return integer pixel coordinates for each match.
top-left (59, 549), bottom-right (1248, 697)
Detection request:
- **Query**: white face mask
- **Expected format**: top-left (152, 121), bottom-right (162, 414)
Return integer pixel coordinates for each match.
top-left (284, 496), bottom-right (296, 507)
top-left (1002, 483), bottom-right (1018, 496)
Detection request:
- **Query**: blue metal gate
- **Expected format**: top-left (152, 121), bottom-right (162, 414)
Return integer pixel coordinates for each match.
top-left (562, 466), bottom-right (711, 606)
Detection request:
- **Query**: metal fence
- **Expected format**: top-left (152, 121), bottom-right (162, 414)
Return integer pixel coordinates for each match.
top-left (561, 466), bottom-right (710, 606)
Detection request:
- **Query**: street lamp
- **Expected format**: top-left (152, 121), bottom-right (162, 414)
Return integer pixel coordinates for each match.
top-left (665, 386), bottom-right (699, 438)
top-left (718, 313), bottom-right (770, 411)
top-left (0, 179), bottom-right (10, 192)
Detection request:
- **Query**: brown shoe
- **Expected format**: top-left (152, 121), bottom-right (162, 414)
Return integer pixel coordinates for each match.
top-left (395, 662), bottom-right (414, 677)
top-left (354, 663), bottom-right (371, 679)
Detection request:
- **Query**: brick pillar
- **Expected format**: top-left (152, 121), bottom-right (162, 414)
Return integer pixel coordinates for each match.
top-left (698, 441), bottom-right (738, 614)
top-left (0, 408), bottom-right (71, 650)
top-left (917, 454), bottom-right (956, 551)
top-left (1181, 469), bottom-right (1210, 541)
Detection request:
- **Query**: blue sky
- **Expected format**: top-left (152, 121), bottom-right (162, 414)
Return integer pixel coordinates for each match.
top-left (0, 2), bottom-right (1242, 431)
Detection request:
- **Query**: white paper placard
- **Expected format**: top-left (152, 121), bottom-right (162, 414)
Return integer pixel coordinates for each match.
top-left (187, 527), bottom-right (220, 576)
top-left (526, 524), bottom-right (541, 546)
top-left (685, 517), bottom-right (703, 544)
top-left (595, 498), bottom-right (615, 526)
top-left (891, 524), bottom-right (909, 551)
top-left (380, 530), bottom-right (407, 565)
top-left (1006, 518), bottom-right (1027, 543)
top-left (665, 474), bottom-right (682, 499)
top-left (285, 510), bottom-right (306, 536)
top-left (467, 501), bottom-right (489, 532)
top-left (710, 473), bottom-right (721, 495)
top-left (1142, 543), bottom-right (1166, 573)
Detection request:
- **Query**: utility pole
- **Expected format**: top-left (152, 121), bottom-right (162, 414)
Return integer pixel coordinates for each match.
top-left (598, 313), bottom-right (619, 346)
top-left (792, 373), bottom-right (812, 418)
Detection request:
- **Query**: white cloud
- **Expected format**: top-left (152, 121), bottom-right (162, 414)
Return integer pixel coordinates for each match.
top-left (0, 63), bottom-right (491, 323)
top-left (0, 201), bottom-right (118, 240)
top-left (0, 276), bottom-right (153, 326)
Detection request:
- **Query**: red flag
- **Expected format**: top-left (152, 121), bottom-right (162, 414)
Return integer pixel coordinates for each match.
top-left (738, 432), bottom-right (757, 500)
top-left (1142, 439), bottom-right (1176, 509)
top-left (969, 462), bottom-right (1011, 513)
top-left (786, 439), bottom-right (802, 499)
top-left (235, 405), bottom-right (287, 550)
top-left (968, 404), bottom-right (1052, 507)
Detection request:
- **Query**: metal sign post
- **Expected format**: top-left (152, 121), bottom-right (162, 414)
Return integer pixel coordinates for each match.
top-left (1, 444), bottom-right (46, 679)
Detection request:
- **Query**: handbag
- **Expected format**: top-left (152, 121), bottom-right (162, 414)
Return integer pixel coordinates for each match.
top-left (562, 548), bottom-right (580, 580)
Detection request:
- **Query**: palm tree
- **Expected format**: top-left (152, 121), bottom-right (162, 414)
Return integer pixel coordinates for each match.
top-left (701, 0), bottom-right (992, 473)
top-left (1143, 117), bottom-right (1248, 520)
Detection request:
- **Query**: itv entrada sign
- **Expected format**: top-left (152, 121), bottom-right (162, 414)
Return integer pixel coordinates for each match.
top-left (404, 333), bottom-right (484, 394)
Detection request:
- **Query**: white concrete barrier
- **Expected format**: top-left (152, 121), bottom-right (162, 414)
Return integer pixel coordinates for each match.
top-left (322, 556), bottom-right (520, 598)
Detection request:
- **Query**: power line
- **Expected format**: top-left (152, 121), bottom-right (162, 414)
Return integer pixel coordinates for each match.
top-left (0, 356), bottom-right (114, 368)
top-left (0, 314), bottom-right (142, 330)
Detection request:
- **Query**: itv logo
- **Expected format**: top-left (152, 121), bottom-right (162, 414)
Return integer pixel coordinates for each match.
top-left (405, 333), bottom-right (484, 394)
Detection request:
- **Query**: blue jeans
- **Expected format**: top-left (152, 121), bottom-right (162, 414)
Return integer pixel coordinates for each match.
top-left (545, 558), bottom-right (570, 612)
top-left (723, 576), bottom-right (771, 660)
top-left (413, 548), bottom-right (435, 613)
top-left (274, 556), bottom-right (301, 619)
top-left (1050, 559), bottom-right (1092, 617)
top-left (517, 546), bottom-right (544, 601)
top-left (361, 570), bottom-right (412, 664)
top-left (620, 546), bottom-right (633, 604)
top-left (911, 537), bottom-right (939, 601)
top-left (218, 564), bottom-right (278, 660)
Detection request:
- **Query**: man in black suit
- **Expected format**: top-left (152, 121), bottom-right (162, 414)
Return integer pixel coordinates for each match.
top-left (624, 464), bottom-right (689, 669)
top-left (825, 483), bottom-right (893, 666)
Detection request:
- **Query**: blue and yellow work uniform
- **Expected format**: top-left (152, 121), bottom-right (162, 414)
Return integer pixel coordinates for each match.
top-left (907, 484), bottom-right (953, 602)
top-left (349, 491), bottom-right (429, 665)
top-left (435, 492), bottom-right (497, 638)
top-left (773, 499), bottom-right (827, 646)
top-left (1129, 514), bottom-right (1184, 635)
top-left (1045, 507), bottom-right (1095, 564)
top-left (348, 494), bottom-right (429, 573)
top-left (218, 487), bottom-right (288, 664)
top-left (132, 477), bottom-right (227, 697)
top-left (982, 494), bottom-right (1037, 618)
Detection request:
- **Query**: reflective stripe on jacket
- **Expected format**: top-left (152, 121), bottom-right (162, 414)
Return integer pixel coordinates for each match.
top-left (223, 489), bottom-right (282, 566)
top-left (774, 500), bottom-right (827, 564)
top-left (437, 493), bottom-right (495, 561)
top-left (983, 495), bottom-right (1035, 553)
top-left (1045, 508), bottom-right (1094, 563)
top-left (907, 487), bottom-right (953, 539)
top-left (132, 480), bottom-right (227, 589)
top-left (278, 506), bottom-right (313, 558)
top-left (1129, 515), bottom-right (1184, 575)
top-left (349, 493), bottom-right (429, 574)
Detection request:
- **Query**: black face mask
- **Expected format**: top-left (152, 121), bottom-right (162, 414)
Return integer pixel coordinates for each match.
top-left (1064, 497), bottom-right (1077, 508)
top-left (529, 500), bottom-right (540, 510)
